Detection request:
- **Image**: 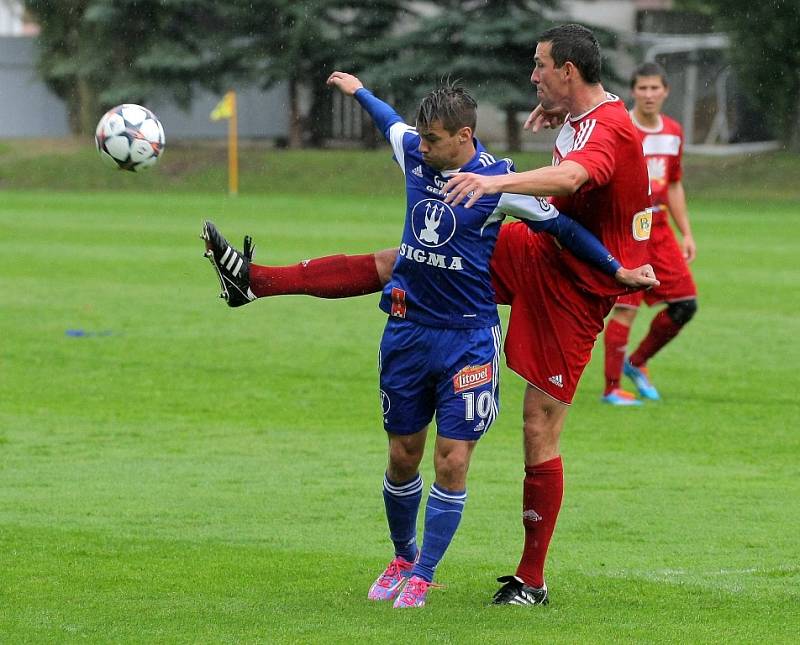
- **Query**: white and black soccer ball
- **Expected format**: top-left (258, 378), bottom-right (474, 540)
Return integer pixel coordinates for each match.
top-left (95, 104), bottom-right (165, 171)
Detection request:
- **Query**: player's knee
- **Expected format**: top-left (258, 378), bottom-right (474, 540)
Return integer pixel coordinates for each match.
top-left (434, 447), bottom-right (471, 489)
top-left (521, 386), bottom-right (567, 462)
top-left (522, 414), bottom-right (562, 462)
top-left (612, 306), bottom-right (637, 326)
top-left (522, 393), bottom-right (566, 463)
top-left (388, 436), bottom-right (424, 479)
top-left (434, 459), bottom-right (468, 490)
top-left (667, 299), bottom-right (697, 326)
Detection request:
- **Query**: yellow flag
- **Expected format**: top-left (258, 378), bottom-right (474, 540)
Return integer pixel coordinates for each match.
top-left (210, 91), bottom-right (235, 121)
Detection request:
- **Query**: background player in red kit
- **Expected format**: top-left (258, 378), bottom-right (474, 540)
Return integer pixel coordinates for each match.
top-left (601, 62), bottom-right (698, 406)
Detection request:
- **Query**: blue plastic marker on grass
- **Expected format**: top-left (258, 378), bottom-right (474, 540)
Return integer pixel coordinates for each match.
top-left (65, 329), bottom-right (114, 338)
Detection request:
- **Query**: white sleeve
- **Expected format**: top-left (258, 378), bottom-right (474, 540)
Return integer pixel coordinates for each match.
top-left (388, 122), bottom-right (418, 175)
top-left (496, 192), bottom-right (560, 222)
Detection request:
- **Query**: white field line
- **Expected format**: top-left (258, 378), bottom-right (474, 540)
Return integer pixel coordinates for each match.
top-left (593, 564), bottom-right (799, 581)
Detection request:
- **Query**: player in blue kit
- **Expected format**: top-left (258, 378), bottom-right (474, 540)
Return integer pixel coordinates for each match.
top-left (203, 71), bottom-right (653, 608)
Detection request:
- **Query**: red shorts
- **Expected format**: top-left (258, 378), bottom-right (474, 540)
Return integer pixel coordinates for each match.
top-left (490, 222), bottom-right (615, 404)
top-left (616, 219), bottom-right (697, 308)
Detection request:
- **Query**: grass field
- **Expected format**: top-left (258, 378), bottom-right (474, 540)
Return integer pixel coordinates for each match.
top-left (1, 144), bottom-right (799, 643)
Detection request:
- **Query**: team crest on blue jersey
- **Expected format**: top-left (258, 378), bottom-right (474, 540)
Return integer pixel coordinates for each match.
top-left (411, 199), bottom-right (456, 249)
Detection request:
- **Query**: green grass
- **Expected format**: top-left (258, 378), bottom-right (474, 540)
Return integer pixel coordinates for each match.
top-left (2, 138), bottom-right (800, 202)
top-left (1, 147), bottom-right (799, 642)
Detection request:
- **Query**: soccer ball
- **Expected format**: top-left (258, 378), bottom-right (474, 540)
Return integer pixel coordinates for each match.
top-left (95, 104), bottom-right (165, 171)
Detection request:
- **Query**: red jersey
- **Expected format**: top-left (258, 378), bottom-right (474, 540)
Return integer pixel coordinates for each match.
top-left (550, 95), bottom-right (651, 298)
top-left (631, 112), bottom-right (683, 224)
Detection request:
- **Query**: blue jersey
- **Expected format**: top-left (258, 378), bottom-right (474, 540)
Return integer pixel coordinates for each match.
top-left (354, 88), bottom-right (622, 330)
top-left (380, 123), bottom-right (558, 329)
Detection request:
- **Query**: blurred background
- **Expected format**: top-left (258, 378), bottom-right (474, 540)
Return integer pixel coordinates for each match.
top-left (1, 0), bottom-right (798, 153)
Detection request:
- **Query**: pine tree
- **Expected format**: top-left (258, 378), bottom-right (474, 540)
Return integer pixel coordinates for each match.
top-left (224, 0), bottom-right (408, 147)
top-left (23, 0), bottom-right (236, 135)
top-left (356, 0), bottom-right (563, 151)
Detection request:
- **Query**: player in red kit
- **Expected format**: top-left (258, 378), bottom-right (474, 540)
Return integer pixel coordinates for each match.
top-left (443, 23), bottom-right (652, 604)
top-left (601, 62), bottom-right (698, 405)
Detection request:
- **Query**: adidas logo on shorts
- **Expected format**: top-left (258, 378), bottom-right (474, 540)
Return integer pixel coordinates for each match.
top-left (548, 374), bottom-right (564, 388)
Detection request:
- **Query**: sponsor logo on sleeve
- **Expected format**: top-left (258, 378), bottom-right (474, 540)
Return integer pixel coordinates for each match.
top-left (536, 197), bottom-right (554, 213)
top-left (452, 363), bottom-right (493, 393)
top-left (632, 208), bottom-right (653, 241)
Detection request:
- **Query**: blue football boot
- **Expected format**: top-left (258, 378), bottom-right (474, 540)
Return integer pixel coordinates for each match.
top-left (623, 360), bottom-right (660, 400)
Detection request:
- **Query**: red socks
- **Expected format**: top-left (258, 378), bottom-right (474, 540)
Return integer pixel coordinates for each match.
top-left (250, 253), bottom-right (382, 299)
top-left (603, 319), bottom-right (631, 394)
top-left (629, 309), bottom-right (682, 367)
top-left (516, 456), bottom-right (563, 588)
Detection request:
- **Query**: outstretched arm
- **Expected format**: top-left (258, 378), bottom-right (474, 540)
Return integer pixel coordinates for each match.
top-left (495, 193), bottom-right (658, 288)
top-left (327, 71), bottom-right (403, 140)
top-left (526, 214), bottom-right (657, 288)
top-left (444, 161), bottom-right (589, 209)
top-left (527, 212), bottom-right (620, 274)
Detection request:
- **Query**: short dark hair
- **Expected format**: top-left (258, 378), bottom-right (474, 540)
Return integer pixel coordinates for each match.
top-left (631, 62), bottom-right (669, 88)
top-left (537, 23), bottom-right (601, 84)
top-left (415, 83), bottom-right (477, 135)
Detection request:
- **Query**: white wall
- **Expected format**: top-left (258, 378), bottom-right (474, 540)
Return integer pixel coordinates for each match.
top-left (561, 0), bottom-right (638, 32)
top-left (0, 37), bottom-right (69, 136)
top-left (0, 0), bottom-right (33, 36)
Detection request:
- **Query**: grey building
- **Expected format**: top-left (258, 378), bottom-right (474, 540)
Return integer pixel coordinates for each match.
top-left (0, 34), bottom-right (290, 141)
top-left (0, 36), bottom-right (69, 137)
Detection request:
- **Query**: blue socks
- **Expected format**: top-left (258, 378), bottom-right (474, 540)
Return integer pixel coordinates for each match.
top-left (382, 473), bottom-right (423, 563)
top-left (382, 476), bottom-right (468, 581)
top-left (413, 483), bottom-right (467, 582)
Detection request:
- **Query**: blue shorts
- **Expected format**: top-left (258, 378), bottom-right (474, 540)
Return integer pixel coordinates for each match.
top-left (378, 318), bottom-right (502, 441)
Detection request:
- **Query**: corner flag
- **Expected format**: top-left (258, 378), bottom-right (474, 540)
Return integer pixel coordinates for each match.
top-left (210, 91), bottom-right (238, 195)
top-left (210, 91), bottom-right (235, 121)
